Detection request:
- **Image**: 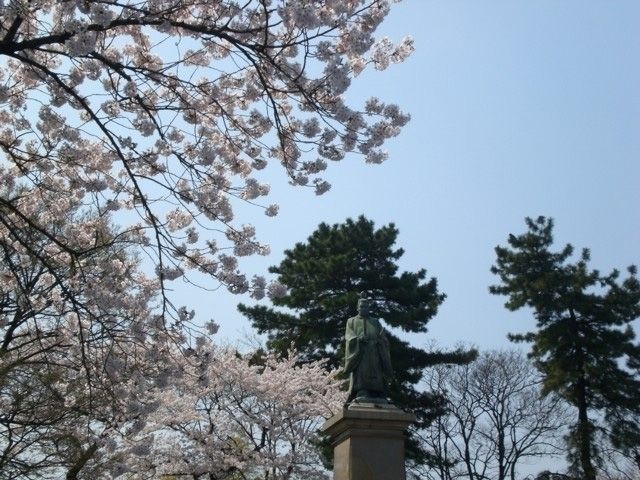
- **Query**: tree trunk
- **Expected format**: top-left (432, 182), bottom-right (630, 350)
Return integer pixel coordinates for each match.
top-left (576, 379), bottom-right (596, 480)
top-left (568, 307), bottom-right (596, 480)
top-left (66, 443), bottom-right (98, 480)
top-left (497, 429), bottom-right (506, 480)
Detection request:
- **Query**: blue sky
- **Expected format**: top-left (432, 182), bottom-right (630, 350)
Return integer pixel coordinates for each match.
top-left (178, 0), bottom-right (639, 353)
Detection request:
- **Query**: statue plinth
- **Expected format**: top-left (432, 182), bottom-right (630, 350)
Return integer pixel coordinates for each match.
top-left (321, 404), bottom-right (416, 480)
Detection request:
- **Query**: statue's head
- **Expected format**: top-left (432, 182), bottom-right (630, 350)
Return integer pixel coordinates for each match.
top-left (357, 296), bottom-right (372, 317)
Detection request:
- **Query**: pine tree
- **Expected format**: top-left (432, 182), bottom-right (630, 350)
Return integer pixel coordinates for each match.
top-left (239, 216), bottom-right (475, 466)
top-left (490, 216), bottom-right (640, 480)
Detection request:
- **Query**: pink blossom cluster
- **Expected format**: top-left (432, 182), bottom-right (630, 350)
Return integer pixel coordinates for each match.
top-left (0, 189), bottom-right (183, 477)
top-left (0, 193), bottom-right (343, 476)
top-left (0, 0), bottom-right (411, 303)
top-left (126, 344), bottom-right (346, 479)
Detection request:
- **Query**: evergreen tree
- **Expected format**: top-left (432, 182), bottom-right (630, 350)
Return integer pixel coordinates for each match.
top-left (490, 216), bottom-right (640, 480)
top-left (239, 216), bottom-right (475, 466)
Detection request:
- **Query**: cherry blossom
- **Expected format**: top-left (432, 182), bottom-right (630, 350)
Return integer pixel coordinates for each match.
top-left (129, 345), bottom-right (346, 479)
top-left (0, 187), bottom-right (179, 478)
top-left (0, 194), bottom-right (344, 477)
top-left (0, 0), bottom-right (412, 311)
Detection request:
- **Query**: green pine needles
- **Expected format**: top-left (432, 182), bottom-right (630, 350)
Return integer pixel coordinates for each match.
top-left (490, 216), bottom-right (640, 480)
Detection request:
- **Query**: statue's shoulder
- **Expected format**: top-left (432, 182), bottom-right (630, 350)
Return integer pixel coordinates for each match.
top-left (346, 315), bottom-right (361, 327)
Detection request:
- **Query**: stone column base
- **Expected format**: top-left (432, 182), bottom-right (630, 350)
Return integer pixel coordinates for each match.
top-left (321, 404), bottom-right (416, 480)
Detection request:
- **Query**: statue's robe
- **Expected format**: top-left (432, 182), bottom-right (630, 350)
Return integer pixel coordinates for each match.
top-left (344, 314), bottom-right (392, 401)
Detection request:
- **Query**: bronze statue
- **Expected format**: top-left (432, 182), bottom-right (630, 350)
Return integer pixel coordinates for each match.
top-left (344, 293), bottom-right (393, 404)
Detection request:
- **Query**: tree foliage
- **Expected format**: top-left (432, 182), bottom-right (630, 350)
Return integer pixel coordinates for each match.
top-left (490, 216), bottom-right (640, 480)
top-left (239, 215), bottom-right (476, 466)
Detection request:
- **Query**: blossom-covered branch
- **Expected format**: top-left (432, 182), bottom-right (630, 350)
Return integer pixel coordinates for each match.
top-left (0, 0), bottom-right (412, 311)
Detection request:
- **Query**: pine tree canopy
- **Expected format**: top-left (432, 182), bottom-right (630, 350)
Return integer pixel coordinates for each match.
top-left (490, 216), bottom-right (640, 479)
top-left (238, 215), bottom-right (475, 465)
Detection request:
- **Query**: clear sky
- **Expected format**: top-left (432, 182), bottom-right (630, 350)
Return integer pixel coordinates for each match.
top-left (176, 0), bottom-right (640, 353)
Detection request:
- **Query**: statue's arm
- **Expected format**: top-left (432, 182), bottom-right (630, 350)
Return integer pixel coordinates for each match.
top-left (344, 318), bottom-right (362, 374)
top-left (379, 330), bottom-right (393, 377)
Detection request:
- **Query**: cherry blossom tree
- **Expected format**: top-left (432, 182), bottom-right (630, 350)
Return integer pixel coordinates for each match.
top-left (128, 345), bottom-right (345, 480)
top-left (0, 0), bottom-right (413, 313)
top-left (0, 185), bottom-right (181, 478)
top-left (0, 198), bottom-right (344, 478)
top-left (0, 2), bottom-right (409, 476)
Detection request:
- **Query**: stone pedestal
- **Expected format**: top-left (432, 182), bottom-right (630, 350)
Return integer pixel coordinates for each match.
top-left (321, 404), bottom-right (416, 480)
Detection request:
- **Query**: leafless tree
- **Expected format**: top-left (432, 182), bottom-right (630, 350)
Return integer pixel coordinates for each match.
top-left (418, 350), bottom-right (569, 480)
